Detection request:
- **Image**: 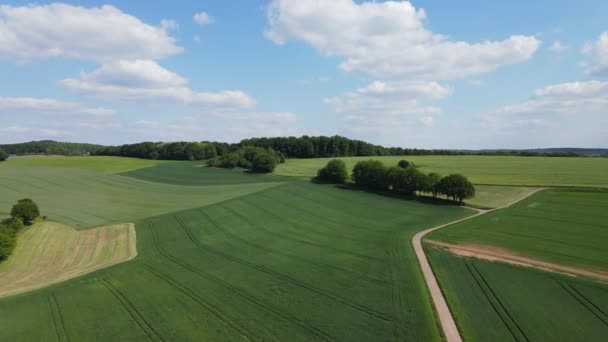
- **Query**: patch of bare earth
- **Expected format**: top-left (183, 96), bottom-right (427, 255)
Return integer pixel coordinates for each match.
top-left (0, 221), bottom-right (137, 299)
top-left (426, 240), bottom-right (608, 283)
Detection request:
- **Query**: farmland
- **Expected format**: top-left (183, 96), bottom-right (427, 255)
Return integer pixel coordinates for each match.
top-left (0, 221), bottom-right (136, 298)
top-left (0, 158), bottom-right (473, 341)
top-left (427, 246), bottom-right (608, 341)
top-left (427, 189), bottom-right (608, 272)
top-left (0, 162), bottom-right (282, 228)
top-left (7, 155), bottom-right (169, 173)
top-left (274, 155), bottom-right (608, 188)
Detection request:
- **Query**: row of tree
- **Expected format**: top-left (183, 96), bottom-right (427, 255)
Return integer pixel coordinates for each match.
top-left (317, 159), bottom-right (475, 205)
top-left (0, 140), bottom-right (103, 156)
top-left (0, 199), bottom-right (40, 261)
top-left (207, 146), bottom-right (284, 173)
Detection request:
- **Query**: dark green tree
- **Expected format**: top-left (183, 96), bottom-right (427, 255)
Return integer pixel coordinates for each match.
top-left (437, 174), bottom-right (476, 205)
top-left (397, 160), bottom-right (411, 168)
top-left (10, 199), bottom-right (40, 225)
top-left (252, 153), bottom-right (277, 173)
top-left (317, 159), bottom-right (348, 183)
top-left (184, 142), bottom-right (206, 160)
top-left (0, 148), bottom-right (7, 162)
top-left (351, 160), bottom-right (388, 190)
top-left (426, 172), bottom-right (442, 198)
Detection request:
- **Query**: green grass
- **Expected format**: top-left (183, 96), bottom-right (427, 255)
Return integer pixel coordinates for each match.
top-left (0, 164), bottom-right (282, 228)
top-left (427, 246), bottom-right (608, 341)
top-left (275, 156), bottom-right (608, 187)
top-left (428, 190), bottom-right (608, 272)
top-left (5, 155), bottom-right (169, 173)
top-left (124, 161), bottom-right (289, 186)
top-left (0, 181), bottom-right (472, 341)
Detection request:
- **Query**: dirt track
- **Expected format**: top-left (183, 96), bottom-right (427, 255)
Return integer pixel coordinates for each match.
top-left (412, 188), bottom-right (546, 342)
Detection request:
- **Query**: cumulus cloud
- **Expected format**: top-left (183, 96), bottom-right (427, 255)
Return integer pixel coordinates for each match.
top-left (194, 11), bottom-right (214, 25)
top-left (478, 80), bottom-right (608, 130)
top-left (582, 32), bottom-right (608, 76)
top-left (59, 60), bottom-right (256, 109)
top-left (0, 97), bottom-right (116, 116)
top-left (0, 3), bottom-right (182, 63)
top-left (266, 0), bottom-right (540, 80)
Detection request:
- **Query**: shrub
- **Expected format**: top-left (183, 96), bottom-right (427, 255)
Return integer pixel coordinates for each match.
top-left (352, 160), bottom-right (388, 190)
top-left (317, 159), bottom-right (348, 183)
top-left (252, 153), bottom-right (277, 173)
top-left (397, 160), bottom-right (411, 169)
top-left (10, 199), bottom-right (40, 225)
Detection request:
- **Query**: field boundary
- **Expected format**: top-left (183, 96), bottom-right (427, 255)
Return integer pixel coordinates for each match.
top-left (412, 188), bottom-right (546, 342)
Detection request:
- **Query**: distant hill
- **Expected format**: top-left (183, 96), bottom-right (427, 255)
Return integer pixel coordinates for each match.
top-left (479, 148), bottom-right (608, 157)
top-left (0, 140), bottom-right (105, 156)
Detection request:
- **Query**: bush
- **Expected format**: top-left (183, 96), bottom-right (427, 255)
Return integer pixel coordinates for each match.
top-left (10, 198), bottom-right (40, 225)
top-left (437, 174), bottom-right (476, 205)
top-left (352, 160), bottom-right (388, 190)
top-left (0, 148), bottom-right (7, 162)
top-left (317, 159), bottom-right (348, 183)
top-left (397, 160), bottom-right (412, 169)
top-left (0, 225), bottom-right (17, 261)
top-left (386, 166), bottom-right (426, 196)
top-left (252, 153), bottom-right (277, 173)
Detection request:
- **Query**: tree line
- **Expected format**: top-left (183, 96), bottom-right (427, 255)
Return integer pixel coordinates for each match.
top-left (0, 199), bottom-right (40, 261)
top-left (0, 140), bottom-right (103, 156)
top-left (317, 159), bottom-right (475, 205)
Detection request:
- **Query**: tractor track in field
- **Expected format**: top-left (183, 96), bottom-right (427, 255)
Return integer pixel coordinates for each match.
top-left (209, 206), bottom-right (388, 285)
top-left (173, 215), bottom-right (392, 322)
top-left (48, 293), bottom-right (69, 342)
top-left (466, 262), bottom-right (529, 342)
top-left (413, 188), bottom-right (546, 342)
top-left (100, 278), bottom-right (163, 342)
top-left (554, 280), bottom-right (608, 327)
top-left (148, 223), bottom-right (332, 342)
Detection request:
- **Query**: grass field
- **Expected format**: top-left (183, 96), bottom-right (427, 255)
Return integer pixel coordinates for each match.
top-left (5, 155), bottom-right (170, 173)
top-left (427, 246), bottom-right (608, 341)
top-left (274, 156), bottom-right (608, 188)
top-left (0, 180), bottom-right (472, 341)
top-left (0, 164), bottom-right (282, 228)
top-left (0, 221), bottom-right (136, 298)
top-left (124, 161), bottom-right (288, 186)
top-left (428, 190), bottom-right (608, 272)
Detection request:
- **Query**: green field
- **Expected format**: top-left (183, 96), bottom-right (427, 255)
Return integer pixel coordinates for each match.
top-left (0, 175), bottom-right (472, 340)
top-left (427, 246), bottom-right (608, 341)
top-left (0, 163), bottom-right (282, 228)
top-left (124, 161), bottom-right (288, 186)
top-left (275, 156), bottom-right (608, 188)
top-left (428, 190), bottom-right (608, 272)
top-left (6, 155), bottom-right (170, 173)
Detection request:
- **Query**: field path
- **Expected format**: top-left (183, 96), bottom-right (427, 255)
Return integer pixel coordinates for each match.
top-left (412, 188), bottom-right (545, 342)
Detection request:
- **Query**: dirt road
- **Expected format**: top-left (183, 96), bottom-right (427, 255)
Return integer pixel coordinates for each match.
top-left (412, 188), bottom-right (545, 342)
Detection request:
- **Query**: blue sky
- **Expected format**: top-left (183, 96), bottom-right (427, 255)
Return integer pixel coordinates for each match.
top-left (0, 0), bottom-right (607, 149)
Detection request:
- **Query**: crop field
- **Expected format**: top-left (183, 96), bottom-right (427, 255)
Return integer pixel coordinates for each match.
top-left (0, 163), bottom-right (282, 228)
top-left (0, 178), bottom-right (472, 341)
top-left (6, 155), bottom-right (169, 173)
top-left (427, 246), bottom-right (608, 341)
top-left (0, 221), bottom-right (136, 299)
top-left (124, 161), bottom-right (289, 186)
top-left (274, 156), bottom-right (608, 188)
top-left (428, 190), bottom-right (608, 272)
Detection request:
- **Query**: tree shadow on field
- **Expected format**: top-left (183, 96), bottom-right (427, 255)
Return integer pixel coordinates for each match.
top-left (310, 179), bottom-right (460, 207)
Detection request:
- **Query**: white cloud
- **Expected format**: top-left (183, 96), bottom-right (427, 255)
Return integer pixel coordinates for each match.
top-left (549, 41), bottom-right (568, 53)
top-left (194, 11), bottom-right (214, 25)
top-left (160, 19), bottom-right (178, 31)
top-left (59, 60), bottom-right (256, 109)
top-left (582, 32), bottom-right (608, 76)
top-left (478, 80), bottom-right (608, 130)
top-left (266, 0), bottom-right (540, 80)
top-left (0, 97), bottom-right (116, 116)
top-left (0, 125), bottom-right (31, 133)
top-left (0, 3), bottom-right (182, 63)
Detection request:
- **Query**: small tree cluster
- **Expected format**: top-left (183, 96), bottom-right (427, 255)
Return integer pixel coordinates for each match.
top-left (1, 199), bottom-right (39, 261)
top-left (207, 146), bottom-right (282, 173)
top-left (350, 160), bottom-right (475, 204)
top-left (317, 159), bottom-right (348, 183)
